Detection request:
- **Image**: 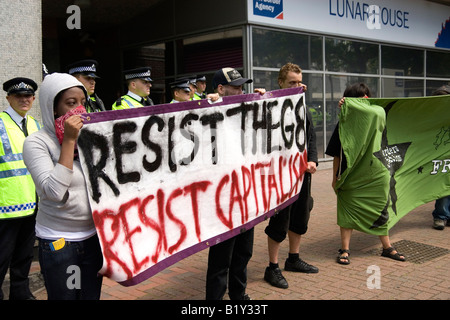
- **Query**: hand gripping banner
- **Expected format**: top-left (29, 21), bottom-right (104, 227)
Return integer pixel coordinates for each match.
top-left (77, 87), bottom-right (308, 286)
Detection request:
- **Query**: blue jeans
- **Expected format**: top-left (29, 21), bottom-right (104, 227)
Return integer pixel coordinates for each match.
top-left (38, 235), bottom-right (103, 300)
top-left (432, 196), bottom-right (450, 221)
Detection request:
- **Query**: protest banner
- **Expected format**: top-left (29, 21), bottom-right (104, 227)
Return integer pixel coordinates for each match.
top-left (336, 95), bottom-right (450, 235)
top-left (77, 87), bottom-right (308, 286)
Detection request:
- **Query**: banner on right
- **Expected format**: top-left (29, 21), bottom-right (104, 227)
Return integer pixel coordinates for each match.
top-left (335, 95), bottom-right (450, 235)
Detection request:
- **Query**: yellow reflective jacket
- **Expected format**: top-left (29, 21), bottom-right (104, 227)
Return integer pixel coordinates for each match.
top-left (0, 112), bottom-right (41, 219)
top-left (112, 95), bottom-right (144, 110)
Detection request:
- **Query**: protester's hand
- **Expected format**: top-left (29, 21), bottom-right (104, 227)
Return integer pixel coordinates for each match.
top-left (338, 97), bottom-right (345, 108)
top-left (254, 88), bottom-right (266, 95)
top-left (301, 83), bottom-right (307, 92)
top-left (207, 93), bottom-right (220, 102)
top-left (63, 115), bottom-right (84, 142)
top-left (306, 161), bottom-right (317, 174)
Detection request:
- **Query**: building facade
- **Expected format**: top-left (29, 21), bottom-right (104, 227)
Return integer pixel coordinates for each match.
top-left (2, 0), bottom-right (449, 161)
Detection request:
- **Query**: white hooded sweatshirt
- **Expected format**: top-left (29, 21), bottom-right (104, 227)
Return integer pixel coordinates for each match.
top-left (23, 73), bottom-right (96, 238)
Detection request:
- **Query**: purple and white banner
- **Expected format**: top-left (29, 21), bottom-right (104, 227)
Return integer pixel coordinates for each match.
top-left (77, 87), bottom-right (307, 286)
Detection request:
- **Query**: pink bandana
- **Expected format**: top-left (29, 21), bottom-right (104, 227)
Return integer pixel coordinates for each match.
top-left (54, 105), bottom-right (87, 145)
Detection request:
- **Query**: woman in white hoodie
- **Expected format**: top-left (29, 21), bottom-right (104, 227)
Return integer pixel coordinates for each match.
top-left (23, 73), bottom-right (103, 300)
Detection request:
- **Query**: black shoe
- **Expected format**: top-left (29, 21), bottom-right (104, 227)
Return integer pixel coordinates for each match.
top-left (433, 219), bottom-right (446, 230)
top-left (285, 258), bottom-right (319, 273)
top-left (264, 266), bottom-right (289, 289)
top-left (230, 293), bottom-right (251, 300)
top-left (9, 294), bottom-right (36, 300)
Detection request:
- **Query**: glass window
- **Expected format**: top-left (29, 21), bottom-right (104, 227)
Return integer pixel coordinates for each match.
top-left (252, 70), bottom-right (278, 91)
top-left (325, 38), bottom-right (378, 74)
top-left (252, 28), bottom-right (322, 70)
top-left (426, 80), bottom-right (450, 96)
top-left (381, 46), bottom-right (424, 77)
top-left (303, 73), bottom-right (325, 159)
top-left (427, 50), bottom-right (450, 78)
top-left (381, 78), bottom-right (424, 97)
top-left (181, 36), bottom-right (243, 74)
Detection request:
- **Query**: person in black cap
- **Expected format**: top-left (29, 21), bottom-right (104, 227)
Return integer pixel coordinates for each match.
top-left (112, 67), bottom-right (154, 110)
top-left (67, 59), bottom-right (105, 113)
top-left (0, 77), bottom-right (41, 300)
top-left (169, 78), bottom-right (192, 103)
top-left (212, 67), bottom-right (255, 97)
top-left (205, 67), bottom-right (264, 301)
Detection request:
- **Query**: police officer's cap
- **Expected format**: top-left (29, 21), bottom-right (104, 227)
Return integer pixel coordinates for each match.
top-left (3, 77), bottom-right (38, 95)
top-left (196, 75), bottom-right (207, 82)
top-left (67, 59), bottom-right (100, 78)
top-left (189, 76), bottom-right (197, 87)
top-left (170, 78), bottom-right (191, 92)
top-left (124, 67), bottom-right (153, 82)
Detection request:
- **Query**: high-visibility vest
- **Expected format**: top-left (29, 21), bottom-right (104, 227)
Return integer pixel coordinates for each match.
top-left (0, 112), bottom-right (41, 219)
top-left (193, 92), bottom-right (204, 100)
top-left (112, 95), bottom-right (144, 110)
top-left (86, 94), bottom-right (105, 113)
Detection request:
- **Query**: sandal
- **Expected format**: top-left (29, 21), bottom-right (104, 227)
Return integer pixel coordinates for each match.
top-left (381, 247), bottom-right (406, 261)
top-left (337, 249), bottom-right (350, 265)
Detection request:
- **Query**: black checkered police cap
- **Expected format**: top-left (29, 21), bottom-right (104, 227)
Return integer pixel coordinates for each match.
top-left (124, 67), bottom-right (153, 82)
top-left (170, 78), bottom-right (191, 92)
top-left (196, 75), bottom-right (207, 82)
top-left (3, 77), bottom-right (38, 95)
top-left (67, 59), bottom-right (99, 78)
top-left (188, 75), bottom-right (197, 87)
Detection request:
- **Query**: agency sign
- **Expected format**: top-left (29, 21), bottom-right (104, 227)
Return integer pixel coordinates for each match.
top-left (248, 0), bottom-right (450, 49)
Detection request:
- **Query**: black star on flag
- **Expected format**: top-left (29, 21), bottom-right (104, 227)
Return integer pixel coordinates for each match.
top-left (372, 101), bottom-right (411, 229)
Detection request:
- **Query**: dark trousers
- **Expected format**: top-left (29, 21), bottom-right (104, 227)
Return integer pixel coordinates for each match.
top-left (38, 235), bottom-right (103, 300)
top-left (205, 228), bottom-right (254, 300)
top-left (265, 172), bottom-right (313, 242)
top-left (0, 214), bottom-right (36, 300)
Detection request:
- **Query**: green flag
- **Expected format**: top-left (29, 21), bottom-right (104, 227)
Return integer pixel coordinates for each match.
top-left (336, 95), bottom-right (450, 235)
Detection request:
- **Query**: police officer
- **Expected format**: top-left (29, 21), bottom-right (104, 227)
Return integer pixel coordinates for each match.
top-left (112, 67), bottom-right (154, 110)
top-left (187, 76), bottom-right (197, 101)
top-left (0, 77), bottom-right (41, 300)
top-left (169, 78), bottom-right (192, 103)
top-left (193, 75), bottom-right (207, 100)
top-left (67, 59), bottom-right (106, 113)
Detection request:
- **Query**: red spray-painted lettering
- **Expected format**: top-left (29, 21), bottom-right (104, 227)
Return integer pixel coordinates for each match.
top-left (93, 152), bottom-right (306, 280)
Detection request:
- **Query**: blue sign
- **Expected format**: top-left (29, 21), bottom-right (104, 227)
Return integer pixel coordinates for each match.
top-left (435, 19), bottom-right (450, 49)
top-left (253, 0), bottom-right (283, 19)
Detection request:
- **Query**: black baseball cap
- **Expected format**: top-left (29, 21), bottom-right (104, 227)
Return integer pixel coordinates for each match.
top-left (212, 68), bottom-right (252, 89)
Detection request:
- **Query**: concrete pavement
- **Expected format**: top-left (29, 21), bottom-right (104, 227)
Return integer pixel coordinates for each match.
top-left (7, 166), bottom-right (450, 301)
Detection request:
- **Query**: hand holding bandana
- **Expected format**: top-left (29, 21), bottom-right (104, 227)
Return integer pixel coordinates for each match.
top-left (54, 105), bottom-right (87, 145)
